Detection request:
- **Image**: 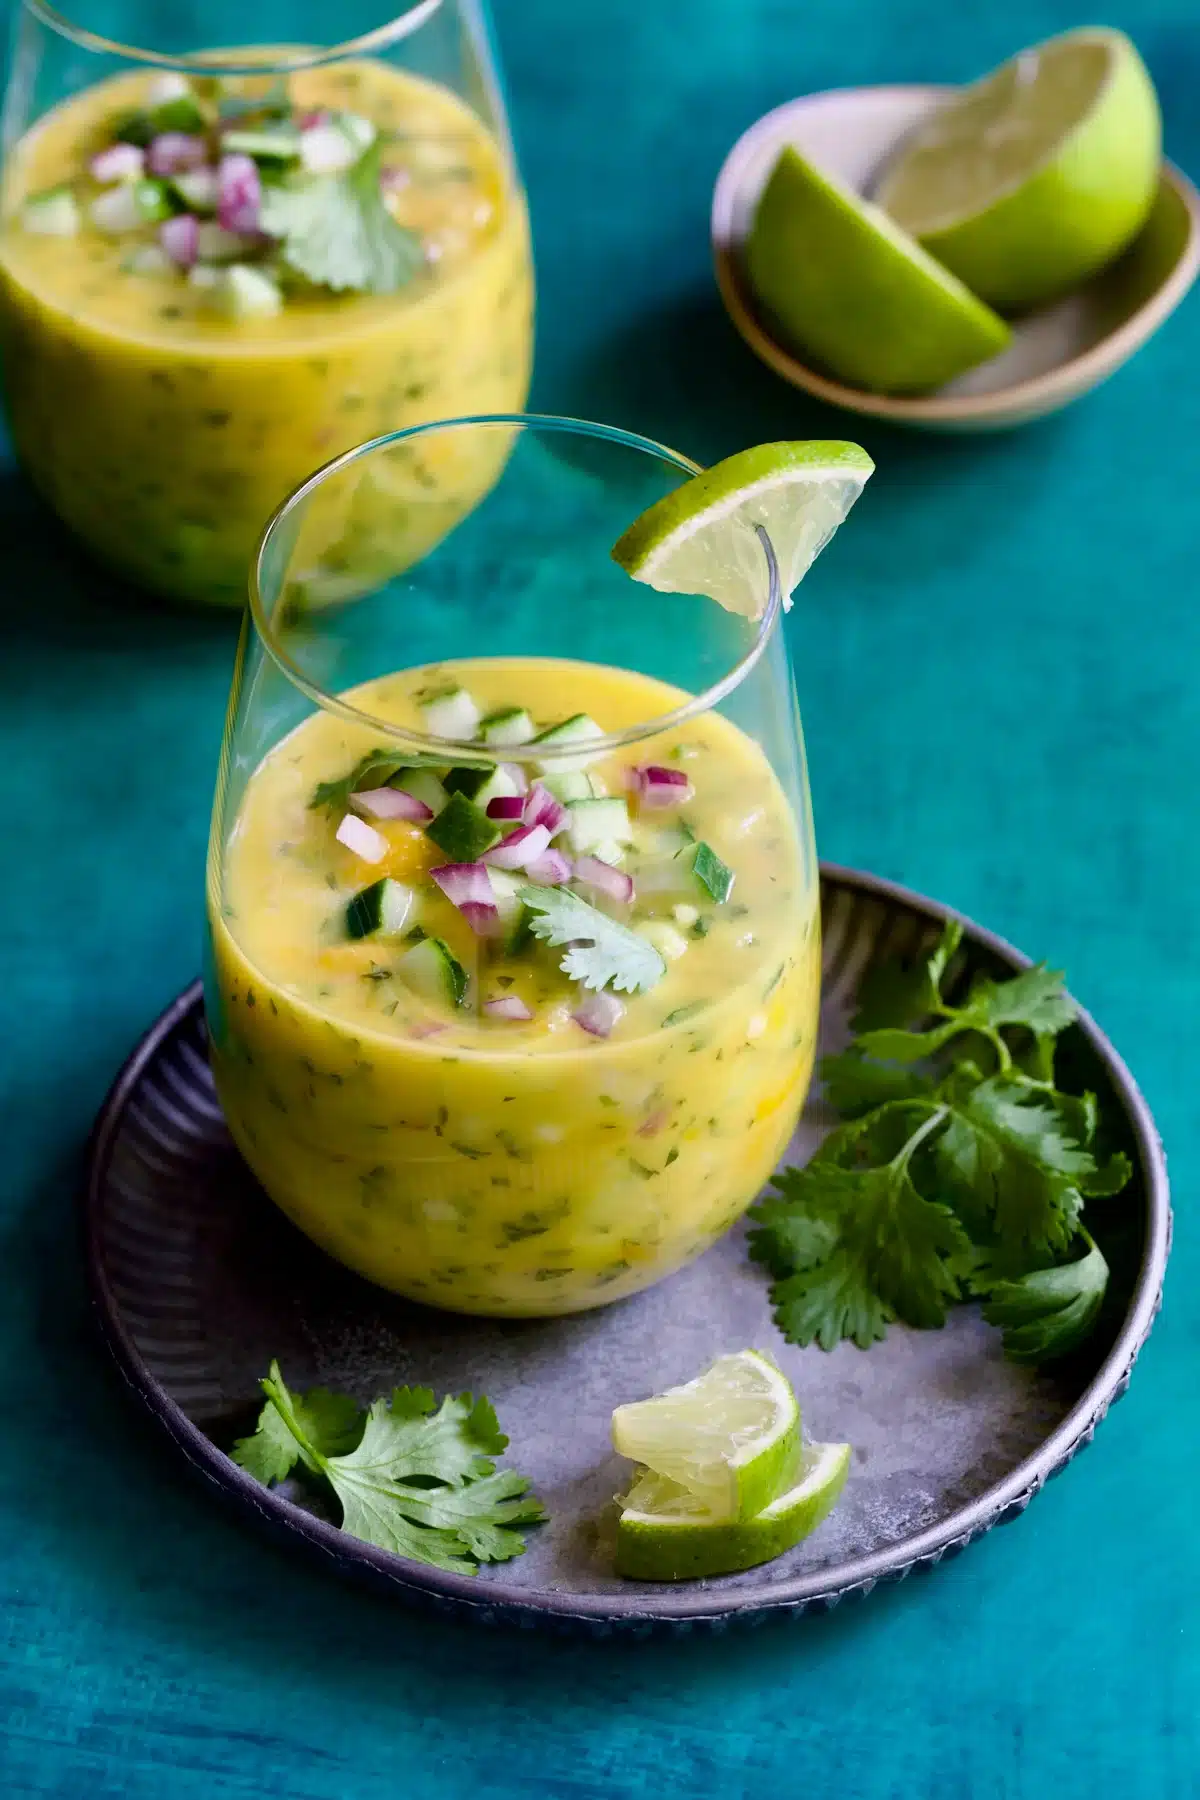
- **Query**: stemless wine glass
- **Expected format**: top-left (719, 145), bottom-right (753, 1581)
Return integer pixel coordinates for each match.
top-left (205, 415), bottom-right (822, 1318)
top-left (0, 1), bottom-right (532, 606)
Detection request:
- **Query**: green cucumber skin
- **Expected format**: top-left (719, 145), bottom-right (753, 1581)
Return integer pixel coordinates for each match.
top-left (425, 791), bottom-right (501, 862)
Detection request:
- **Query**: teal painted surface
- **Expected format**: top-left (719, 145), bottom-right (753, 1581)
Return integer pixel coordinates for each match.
top-left (1, 0), bottom-right (1198, 1791)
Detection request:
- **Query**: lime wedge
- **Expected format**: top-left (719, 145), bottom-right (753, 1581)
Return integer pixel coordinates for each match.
top-left (610, 1349), bottom-right (801, 1522)
top-left (744, 147), bottom-right (1011, 396)
top-left (611, 439), bottom-right (873, 619)
top-left (615, 1442), bottom-right (851, 1581)
top-left (876, 28), bottom-right (1160, 311)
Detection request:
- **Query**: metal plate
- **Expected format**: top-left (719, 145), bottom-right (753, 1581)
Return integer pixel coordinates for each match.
top-left (83, 865), bottom-right (1170, 1634)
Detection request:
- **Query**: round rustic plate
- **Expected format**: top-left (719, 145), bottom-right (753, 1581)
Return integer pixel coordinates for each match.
top-left (84, 865), bottom-right (1169, 1634)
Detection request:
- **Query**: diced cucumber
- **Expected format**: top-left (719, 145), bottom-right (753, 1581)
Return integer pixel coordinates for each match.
top-left (485, 868), bottom-right (533, 953)
top-left (389, 768), bottom-right (448, 816)
top-left (208, 264), bottom-right (283, 319)
top-left (419, 685), bottom-right (481, 740)
top-left (195, 221), bottom-right (259, 263)
top-left (637, 921), bottom-right (690, 963)
top-left (21, 186), bottom-right (80, 237)
top-left (344, 878), bottom-right (415, 941)
top-left (566, 796), bottom-right (633, 853)
top-left (592, 839), bottom-right (628, 868)
top-left (187, 264), bottom-right (222, 291)
top-left (425, 791), bottom-right (500, 862)
top-left (398, 936), bottom-right (468, 1008)
top-left (443, 763), bottom-right (520, 809)
top-left (152, 94), bottom-right (209, 134)
top-left (672, 903), bottom-right (700, 928)
top-left (90, 178), bottom-right (168, 233)
top-left (532, 713), bottom-right (604, 773)
top-left (544, 769), bottom-right (601, 803)
top-left (635, 817), bottom-right (695, 859)
top-left (170, 168), bottom-right (220, 213)
top-left (221, 127), bottom-right (301, 163)
top-left (120, 243), bottom-right (174, 276)
top-left (684, 841), bottom-right (735, 904)
top-left (145, 72), bottom-right (192, 107)
top-left (480, 706), bottom-right (535, 747)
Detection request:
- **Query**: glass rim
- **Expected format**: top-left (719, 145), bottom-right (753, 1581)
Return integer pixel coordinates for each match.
top-left (18, 0), bottom-right (447, 73)
top-left (249, 413), bottom-right (784, 767)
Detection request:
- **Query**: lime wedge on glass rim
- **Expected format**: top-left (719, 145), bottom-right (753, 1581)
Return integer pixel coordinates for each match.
top-left (615, 1442), bottom-right (851, 1581)
top-left (610, 1349), bottom-right (801, 1522)
top-left (875, 26), bottom-right (1161, 312)
top-left (610, 440), bottom-right (873, 619)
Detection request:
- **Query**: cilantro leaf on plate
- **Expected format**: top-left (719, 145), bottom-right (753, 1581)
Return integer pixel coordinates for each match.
top-left (980, 1233), bottom-right (1109, 1363)
top-left (261, 140), bottom-right (424, 295)
top-left (519, 884), bottom-right (667, 993)
top-left (232, 1359), bottom-right (364, 1482)
top-left (230, 1364), bottom-right (545, 1572)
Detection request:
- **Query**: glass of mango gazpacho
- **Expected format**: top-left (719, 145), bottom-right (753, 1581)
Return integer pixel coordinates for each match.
top-left (0, 1), bottom-right (532, 605)
top-left (205, 416), bottom-right (821, 1317)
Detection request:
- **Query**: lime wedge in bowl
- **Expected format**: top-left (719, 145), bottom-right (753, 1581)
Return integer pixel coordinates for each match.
top-left (610, 1348), bottom-right (801, 1522)
top-left (876, 27), bottom-right (1161, 311)
top-left (744, 147), bottom-right (1011, 395)
top-left (611, 438), bottom-right (873, 618)
top-left (615, 1442), bottom-right (851, 1581)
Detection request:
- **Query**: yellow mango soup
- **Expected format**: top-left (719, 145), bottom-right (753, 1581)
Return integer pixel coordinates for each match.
top-left (207, 659), bottom-right (820, 1317)
top-left (0, 61), bottom-right (532, 605)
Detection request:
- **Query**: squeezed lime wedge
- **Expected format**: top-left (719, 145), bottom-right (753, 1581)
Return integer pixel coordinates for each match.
top-left (610, 1348), bottom-right (801, 1522)
top-left (615, 1441), bottom-right (851, 1581)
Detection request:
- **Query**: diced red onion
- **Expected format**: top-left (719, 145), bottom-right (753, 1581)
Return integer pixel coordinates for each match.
top-left (486, 794), bottom-right (525, 821)
top-left (159, 212), bottom-right (199, 268)
top-left (91, 143), bottom-right (145, 183)
top-left (408, 1019), bottom-right (446, 1040)
top-left (485, 995), bottom-right (533, 1022)
top-left (483, 823), bottom-right (552, 871)
top-left (499, 762), bottom-right (528, 794)
top-left (380, 164), bottom-right (411, 194)
top-left (524, 782), bottom-right (568, 836)
top-left (335, 813), bottom-right (388, 863)
top-left (297, 109), bottom-right (330, 130)
top-left (630, 765), bottom-right (694, 809)
top-left (525, 848), bottom-right (572, 885)
top-left (350, 785), bottom-right (433, 823)
top-left (430, 862), bottom-right (501, 937)
top-left (637, 1107), bottom-right (670, 1137)
top-left (573, 855), bottom-right (634, 905)
top-left (217, 152), bottom-right (262, 233)
top-left (146, 132), bottom-right (208, 176)
top-left (573, 991), bottom-right (624, 1038)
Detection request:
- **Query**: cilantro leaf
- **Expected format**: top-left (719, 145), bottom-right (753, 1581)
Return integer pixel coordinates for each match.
top-left (230, 1365), bottom-right (544, 1571)
top-left (819, 1049), bottom-right (935, 1117)
top-left (946, 1075), bottom-right (1092, 1254)
top-left (232, 1360), bottom-right (364, 1483)
top-left (981, 1233), bottom-right (1109, 1363)
top-left (260, 140), bottom-right (424, 295)
top-left (309, 745), bottom-right (483, 816)
top-left (958, 963), bottom-right (1076, 1036)
top-left (518, 884), bottom-right (666, 993)
top-left (749, 1110), bottom-right (974, 1348)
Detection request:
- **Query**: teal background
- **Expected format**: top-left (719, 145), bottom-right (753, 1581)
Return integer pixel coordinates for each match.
top-left (2, 0), bottom-right (1197, 1791)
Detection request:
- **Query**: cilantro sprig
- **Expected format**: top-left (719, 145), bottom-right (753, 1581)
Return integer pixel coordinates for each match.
top-left (518, 883), bottom-right (667, 994)
top-left (309, 744), bottom-right (490, 815)
top-left (232, 1362), bottom-right (546, 1573)
top-left (749, 922), bottom-right (1132, 1364)
top-left (260, 140), bottom-right (424, 295)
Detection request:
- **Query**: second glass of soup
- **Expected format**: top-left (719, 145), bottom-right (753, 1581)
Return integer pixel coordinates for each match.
top-left (0, 1), bottom-right (532, 604)
top-left (205, 415), bottom-right (821, 1317)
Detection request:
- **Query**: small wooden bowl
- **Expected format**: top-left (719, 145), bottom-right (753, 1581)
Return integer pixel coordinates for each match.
top-left (712, 84), bottom-right (1200, 431)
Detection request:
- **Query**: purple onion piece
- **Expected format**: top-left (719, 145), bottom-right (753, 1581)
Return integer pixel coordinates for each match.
top-left (525, 848), bottom-right (572, 885)
top-left (159, 212), bottom-right (199, 268)
top-left (350, 786), bottom-right (433, 823)
top-left (146, 132), bottom-right (208, 177)
top-left (632, 765), bottom-right (694, 809)
top-left (524, 781), bottom-right (568, 836)
top-left (486, 794), bottom-right (526, 822)
top-left (573, 991), bottom-right (625, 1038)
top-left (485, 995), bottom-right (533, 1022)
top-left (572, 855), bottom-right (634, 905)
top-left (498, 762), bottom-right (529, 794)
top-left (217, 152), bottom-right (262, 234)
top-left (430, 862), bottom-right (501, 937)
top-left (484, 823), bottom-right (552, 871)
top-left (91, 143), bottom-right (145, 183)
